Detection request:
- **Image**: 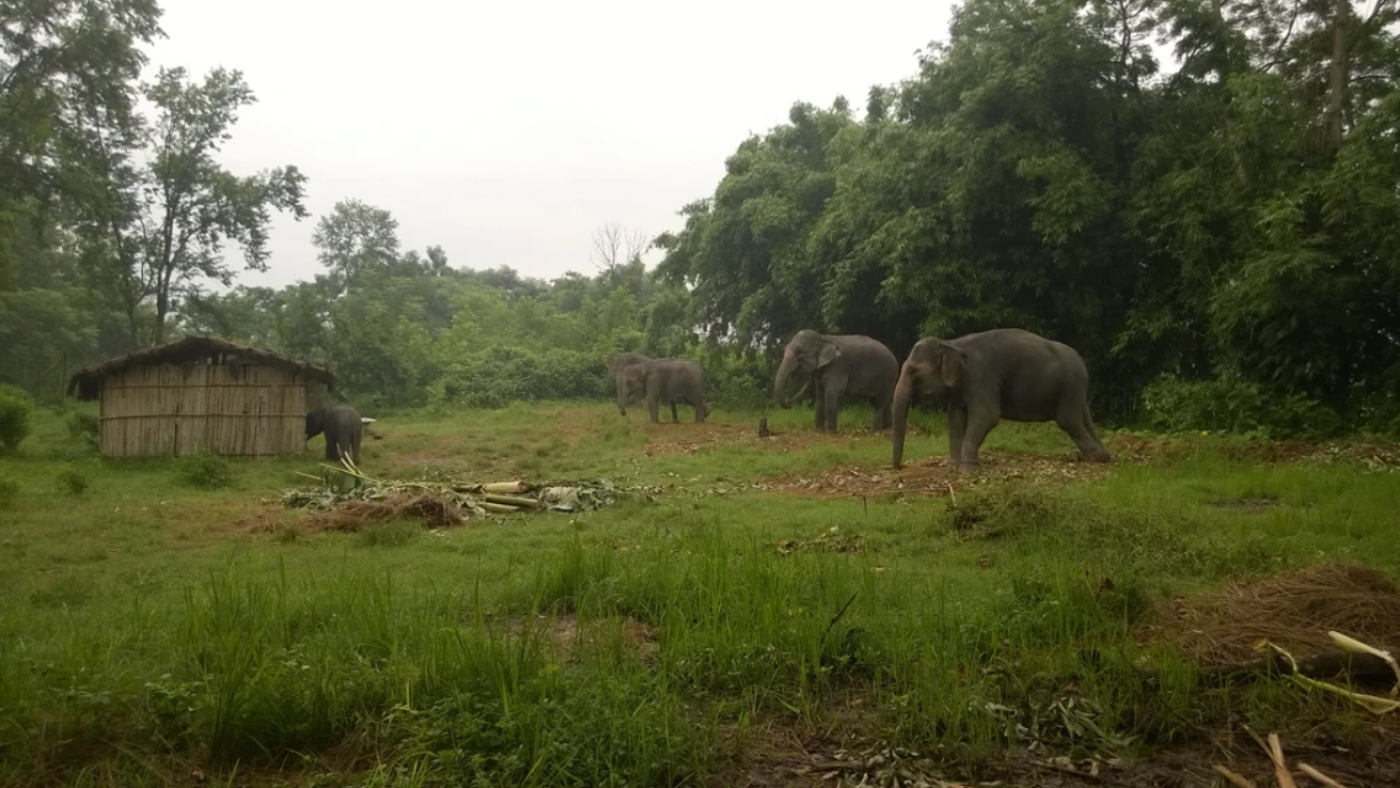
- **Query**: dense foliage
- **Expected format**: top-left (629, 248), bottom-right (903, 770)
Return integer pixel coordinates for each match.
top-left (4, 0), bottom-right (1400, 435)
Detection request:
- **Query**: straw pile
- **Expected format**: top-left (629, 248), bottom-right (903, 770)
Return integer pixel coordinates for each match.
top-left (1140, 562), bottom-right (1400, 664)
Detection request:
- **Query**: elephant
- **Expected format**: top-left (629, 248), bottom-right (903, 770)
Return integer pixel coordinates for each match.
top-left (605, 352), bottom-right (651, 376)
top-left (306, 403), bottom-right (364, 464)
top-left (773, 330), bottom-right (899, 433)
top-left (890, 328), bottom-right (1111, 472)
top-left (617, 358), bottom-right (709, 423)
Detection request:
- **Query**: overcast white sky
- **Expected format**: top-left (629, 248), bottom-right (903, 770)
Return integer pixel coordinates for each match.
top-left (146, 0), bottom-right (956, 289)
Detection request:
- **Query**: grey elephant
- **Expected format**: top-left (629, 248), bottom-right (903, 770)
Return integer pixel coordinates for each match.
top-left (605, 352), bottom-right (651, 376)
top-left (617, 358), bottom-right (709, 423)
top-left (891, 328), bottom-right (1111, 471)
top-left (774, 330), bottom-right (899, 433)
top-left (306, 403), bottom-right (364, 464)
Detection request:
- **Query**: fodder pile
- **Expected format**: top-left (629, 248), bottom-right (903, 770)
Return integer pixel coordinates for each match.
top-left (304, 494), bottom-right (464, 532)
top-left (1139, 561), bottom-right (1400, 664)
top-left (276, 469), bottom-right (651, 532)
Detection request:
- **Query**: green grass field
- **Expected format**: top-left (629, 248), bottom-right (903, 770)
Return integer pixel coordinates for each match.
top-left (2, 402), bottom-right (1399, 786)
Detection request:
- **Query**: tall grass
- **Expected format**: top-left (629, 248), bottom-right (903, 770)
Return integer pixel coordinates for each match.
top-left (3, 404), bottom-right (1399, 784)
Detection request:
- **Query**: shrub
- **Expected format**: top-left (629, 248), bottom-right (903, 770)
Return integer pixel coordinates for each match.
top-left (57, 467), bottom-right (90, 496)
top-left (1141, 375), bottom-right (1342, 440)
top-left (0, 384), bottom-right (34, 453)
top-left (433, 347), bottom-right (610, 409)
top-left (66, 410), bottom-right (101, 450)
top-left (179, 454), bottom-right (237, 490)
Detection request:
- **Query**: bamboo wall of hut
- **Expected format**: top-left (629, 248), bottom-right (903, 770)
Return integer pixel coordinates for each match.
top-left (69, 336), bottom-right (336, 458)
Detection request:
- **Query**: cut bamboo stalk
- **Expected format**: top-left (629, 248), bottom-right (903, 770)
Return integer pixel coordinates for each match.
top-left (484, 494), bottom-right (541, 509)
top-left (483, 481), bottom-right (528, 494)
top-left (1267, 733), bottom-right (1298, 788)
top-left (1211, 765), bottom-right (1257, 788)
top-left (480, 502), bottom-right (521, 514)
top-left (1298, 763), bottom-right (1348, 788)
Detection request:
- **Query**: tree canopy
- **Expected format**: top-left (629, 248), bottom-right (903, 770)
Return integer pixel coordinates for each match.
top-left (4, 0), bottom-right (1400, 435)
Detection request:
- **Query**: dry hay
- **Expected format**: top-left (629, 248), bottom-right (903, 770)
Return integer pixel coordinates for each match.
top-left (756, 452), bottom-right (1113, 498)
top-left (1139, 561), bottom-right (1400, 665)
top-left (303, 494), bottom-right (464, 532)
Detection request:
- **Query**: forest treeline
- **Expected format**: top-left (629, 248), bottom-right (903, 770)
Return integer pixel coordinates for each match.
top-left (3, 0), bottom-right (1400, 437)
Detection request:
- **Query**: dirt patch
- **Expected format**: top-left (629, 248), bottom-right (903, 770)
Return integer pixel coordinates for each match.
top-left (1138, 561), bottom-right (1400, 665)
top-left (722, 717), bottom-right (1400, 788)
top-left (1107, 433), bottom-right (1400, 470)
top-left (641, 421), bottom-right (846, 457)
top-left (756, 452), bottom-right (1113, 498)
top-left (504, 613), bottom-right (658, 663)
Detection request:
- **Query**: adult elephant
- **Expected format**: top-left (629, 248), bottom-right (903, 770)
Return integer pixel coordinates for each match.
top-left (773, 330), bottom-right (899, 433)
top-left (890, 328), bottom-right (1111, 471)
top-left (617, 358), bottom-right (709, 423)
top-left (306, 403), bottom-right (364, 464)
top-left (605, 352), bottom-right (651, 375)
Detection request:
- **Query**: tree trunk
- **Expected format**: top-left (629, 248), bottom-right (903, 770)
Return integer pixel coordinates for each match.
top-left (1328, 0), bottom-right (1352, 148)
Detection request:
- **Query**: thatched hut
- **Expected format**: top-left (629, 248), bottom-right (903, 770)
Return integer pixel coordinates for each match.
top-left (68, 336), bottom-right (337, 458)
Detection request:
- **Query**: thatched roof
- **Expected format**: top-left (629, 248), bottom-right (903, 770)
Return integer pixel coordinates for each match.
top-left (68, 335), bottom-right (336, 400)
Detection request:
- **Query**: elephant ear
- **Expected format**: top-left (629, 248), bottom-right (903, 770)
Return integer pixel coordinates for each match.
top-left (816, 340), bottom-right (841, 369)
top-left (938, 345), bottom-right (967, 389)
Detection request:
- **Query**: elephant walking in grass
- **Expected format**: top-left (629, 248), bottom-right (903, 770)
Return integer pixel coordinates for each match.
top-left (605, 352), bottom-right (651, 376)
top-left (306, 403), bottom-right (364, 464)
top-left (617, 359), bottom-right (709, 423)
top-left (774, 330), bottom-right (899, 433)
top-left (891, 328), bottom-right (1111, 471)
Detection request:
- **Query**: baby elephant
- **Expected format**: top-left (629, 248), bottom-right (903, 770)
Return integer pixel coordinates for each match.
top-left (306, 403), bottom-right (364, 464)
top-left (617, 358), bottom-right (709, 423)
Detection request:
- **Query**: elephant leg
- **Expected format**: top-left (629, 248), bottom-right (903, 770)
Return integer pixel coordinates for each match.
top-left (671, 400), bottom-right (679, 423)
top-left (823, 384), bottom-right (840, 433)
top-left (324, 435), bottom-right (339, 462)
top-left (813, 379), bottom-right (826, 432)
top-left (958, 407), bottom-right (1000, 472)
top-left (648, 392), bottom-right (660, 423)
top-left (870, 397), bottom-right (887, 432)
top-left (351, 430), bottom-right (362, 465)
top-left (1057, 403), bottom-right (1112, 462)
top-left (947, 404), bottom-right (967, 466)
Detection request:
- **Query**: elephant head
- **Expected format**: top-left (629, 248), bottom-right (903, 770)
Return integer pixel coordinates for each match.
top-left (616, 365), bottom-right (648, 416)
top-left (891, 339), bottom-right (966, 469)
top-left (305, 408), bottom-right (325, 442)
top-left (774, 330), bottom-right (840, 408)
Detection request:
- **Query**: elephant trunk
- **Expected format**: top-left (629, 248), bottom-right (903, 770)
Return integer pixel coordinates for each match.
top-left (774, 352), bottom-right (799, 409)
top-left (891, 367), bottom-right (914, 469)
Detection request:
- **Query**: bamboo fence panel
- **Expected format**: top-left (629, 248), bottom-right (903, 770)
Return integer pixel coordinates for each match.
top-left (96, 362), bottom-right (313, 457)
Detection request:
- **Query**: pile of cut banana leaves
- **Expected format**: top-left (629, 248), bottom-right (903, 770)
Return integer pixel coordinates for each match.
top-left (279, 456), bottom-right (652, 522)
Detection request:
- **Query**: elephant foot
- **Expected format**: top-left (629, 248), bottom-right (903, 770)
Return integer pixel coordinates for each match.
top-left (1086, 449), bottom-right (1112, 463)
top-left (956, 461), bottom-right (981, 473)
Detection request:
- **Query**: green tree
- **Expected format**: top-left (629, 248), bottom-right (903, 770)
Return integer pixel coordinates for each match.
top-left (312, 198), bottom-right (401, 293)
top-left (81, 66), bottom-right (308, 345)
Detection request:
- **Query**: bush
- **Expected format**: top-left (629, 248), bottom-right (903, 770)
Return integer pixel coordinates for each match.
top-left (1141, 375), bottom-right (1343, 440)
top-left (179, 454), bottom-right (238, 490)
top-left (0, 384), bottom-right (34, 453)
top-left (57, 467), bottom-right (90, 496)
top-left (434, 347), bottom-right (610, 409)
top-left (66, 410), bottom-right (100, 450)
